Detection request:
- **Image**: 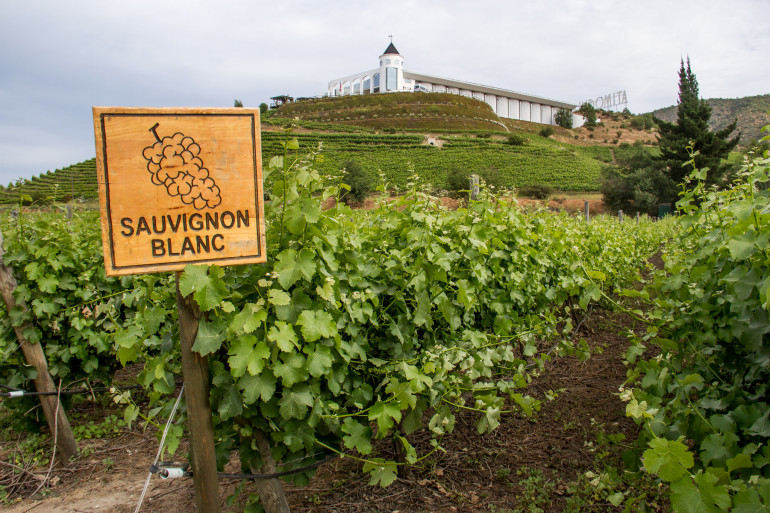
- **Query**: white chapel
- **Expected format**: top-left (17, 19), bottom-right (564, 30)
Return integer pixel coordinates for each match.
top-left (327, 42), bottom-right (582, 127)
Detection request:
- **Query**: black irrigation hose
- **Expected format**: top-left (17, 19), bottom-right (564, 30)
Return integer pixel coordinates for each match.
top-left (150, 454), bottom-right (338, 481)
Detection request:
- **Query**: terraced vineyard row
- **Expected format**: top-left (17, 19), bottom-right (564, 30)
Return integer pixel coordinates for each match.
top-left (0, 159), bottom-right (99, 204)
top-left (1, 128), bottom-right (614, 205)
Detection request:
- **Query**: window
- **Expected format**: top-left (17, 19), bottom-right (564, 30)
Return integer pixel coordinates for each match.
top-left (363, 77), bottom-right (371, 93)
top-left (373, 73), bottom-right (380, 93)
top-left (386, 67), bottom-right (397, 91)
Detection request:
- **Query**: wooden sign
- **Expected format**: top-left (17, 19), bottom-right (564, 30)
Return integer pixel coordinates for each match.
top-left (93, 107), bottom-right (266, 276)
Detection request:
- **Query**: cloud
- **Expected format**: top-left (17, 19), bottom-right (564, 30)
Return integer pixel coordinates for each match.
top-left (1, 0), bottom-right (768, 183)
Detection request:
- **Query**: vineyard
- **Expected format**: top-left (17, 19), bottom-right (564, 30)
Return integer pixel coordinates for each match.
top-left (0, 133), bottom-right (672, 510)
top-left (0, 129), bottom-right (767, 512)
top-left (0, 127), bottom-right (617, 206)
top-left (0, 159), bottom-right (98, 204)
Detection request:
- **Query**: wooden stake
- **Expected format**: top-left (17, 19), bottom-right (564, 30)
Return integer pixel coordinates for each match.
top-left (175, 271), bottom-right (220, 513)
top-left (0, 229), bottom-right (78, 463)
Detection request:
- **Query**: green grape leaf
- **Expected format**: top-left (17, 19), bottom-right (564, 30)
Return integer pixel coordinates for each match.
top-left (296, 310), bottom-right (336, 342)
top-left (267, 321), bottom-right (298, 352)
top-left (230, 303), bottom-right (267, 335)
top-left (341, 418), bottom-right (372, 454)
top-left (306, 344), bottom-right (333, 378)
top-left (191, 319), bottom-right (226, 356)
top-left (273, 353), bottom-right (308, 387)
top-left (643, 438), bottom-right (694, 482)
top-left (670, 472), bottom-right (731, 513)
top-left (727, 452), bottom-right (754, 474)
top-left (362, 459), bottom-right (398, 487)
top-left (239, 370), bottom-right (277, 404)
top-left (37, 273), bottom-right (59, 293)
top-left (268, 289), bottom-right (291, 306)
top-left (728, 234), bottom-right (758, 260)
top-left (275, 248), bottom-right (317, 289)
top-left (227, 335), bottom-right (270, 378)
top-left (278, 385), bottom-right (313, 420)
top-left (218, 384), bottom-right (243, 420)
top-left (179, 265), bottom-right (227, 310)
top-left (368, 401), bottom-right (402, 436)
top-left (412, 291), bottom-right (431, 327)
top-left (749, 411), bottom-right (770, 437)
top-left (733, 478), bottom-right (770, 512)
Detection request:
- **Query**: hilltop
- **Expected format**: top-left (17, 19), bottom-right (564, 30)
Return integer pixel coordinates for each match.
top-left (273, 92), bottom-right (508, 132)
top-left (650, 93), bottom-right (770, 144)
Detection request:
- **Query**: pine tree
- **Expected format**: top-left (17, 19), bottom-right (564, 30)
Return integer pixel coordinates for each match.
top-left (656, 58), bottom-right (739, 185)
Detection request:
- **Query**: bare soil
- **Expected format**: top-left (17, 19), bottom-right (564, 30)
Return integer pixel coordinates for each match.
top-left (0, 303), bottom-right (665, 513)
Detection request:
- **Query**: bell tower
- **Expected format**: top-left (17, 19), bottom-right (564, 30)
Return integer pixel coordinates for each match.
top-left (378, 39), bottom-right (404, 92)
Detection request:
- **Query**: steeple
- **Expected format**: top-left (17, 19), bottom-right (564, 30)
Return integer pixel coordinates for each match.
top-left (383, 41), bottom-right (400, 55)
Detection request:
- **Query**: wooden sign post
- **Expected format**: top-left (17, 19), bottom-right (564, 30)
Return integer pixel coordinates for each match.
top-left (93, 107), bottom-right (267, 513)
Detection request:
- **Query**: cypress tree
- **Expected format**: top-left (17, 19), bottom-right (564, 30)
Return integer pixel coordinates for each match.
top-left (656, 58), bottom-right (740, 185)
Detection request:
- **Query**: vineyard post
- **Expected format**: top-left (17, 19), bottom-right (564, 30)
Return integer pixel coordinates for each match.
top-left (469, 175), bottom-right (479, 200)
top-left (618, 210), bottom-right (623, 223)
top-left (0, 229), bottom-right (78, 463)
top-left (584, 201), bottom-right (589, 223)
top-left (175, 271), bottom-right (221, 513)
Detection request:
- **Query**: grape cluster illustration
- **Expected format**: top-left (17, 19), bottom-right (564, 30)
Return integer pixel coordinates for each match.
top-left (142, 124), bottom-right (222, 210)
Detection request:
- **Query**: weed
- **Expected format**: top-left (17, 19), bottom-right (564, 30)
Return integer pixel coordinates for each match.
top-left (72, 415), bottom-right (126, 440)
top-left (511, 467), bottom-right (557, 513)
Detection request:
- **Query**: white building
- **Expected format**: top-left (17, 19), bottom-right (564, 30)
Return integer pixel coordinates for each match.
top-left (327, 42), bottom-right (583, 127)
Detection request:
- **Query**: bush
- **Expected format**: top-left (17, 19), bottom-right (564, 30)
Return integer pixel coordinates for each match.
top-left (505, 134), bottom-right (527, 146)
top-left (577, 103), bottom-right (597, 128)
top-left (445, 166), bottom-right (470, 198)
top-left (555, 108), bottom-right (573, 129)
top-left (340, 160), bottom-right (373, 205)
top-left (259, 103), bottom-right (268, 114)
top-left (599, 166), bottom-right (676, 216)
top-left (539, 126), bottom-right (555, 138)
top-left (630, 113), bottom-right (656, 130)
top-left (519, 184), bottom-right (553, 200)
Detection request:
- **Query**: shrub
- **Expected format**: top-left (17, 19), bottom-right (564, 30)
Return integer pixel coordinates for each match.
top-left (519, 184), bottom-right (553, 200)
top-left (259, 103), bottom-right (268, 114)
top-left (539, 126), bottom-right (555, 138)
top-left (505, 134), bottom-right (527, 146)
top-left (445, 166), bottom-right (470, 198)
top-left (340, 160), bottom-right (373, 205)
top-left (577, 103), bottom-right (597, 128)
top-left (599, 166), bottom-right (677, 216)
top-left (555, 108), bottom-right (573, 129)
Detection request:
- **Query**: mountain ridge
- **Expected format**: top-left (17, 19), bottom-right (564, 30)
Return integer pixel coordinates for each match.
top-left (648, 93), bottom-right (770, 144)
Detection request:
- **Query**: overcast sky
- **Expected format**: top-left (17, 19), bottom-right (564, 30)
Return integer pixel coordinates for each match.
top-left (1, 0), bottom-right (767, 185)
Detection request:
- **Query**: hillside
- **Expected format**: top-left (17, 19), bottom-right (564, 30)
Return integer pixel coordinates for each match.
top-left (273, 92), bottom-right (509, 132)
top-left (0, 159), bottom-right (97, 205)
top-left (0, 130), bottom-right (610, 205)
top-left (650, 93), bottom-right (770, 144)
